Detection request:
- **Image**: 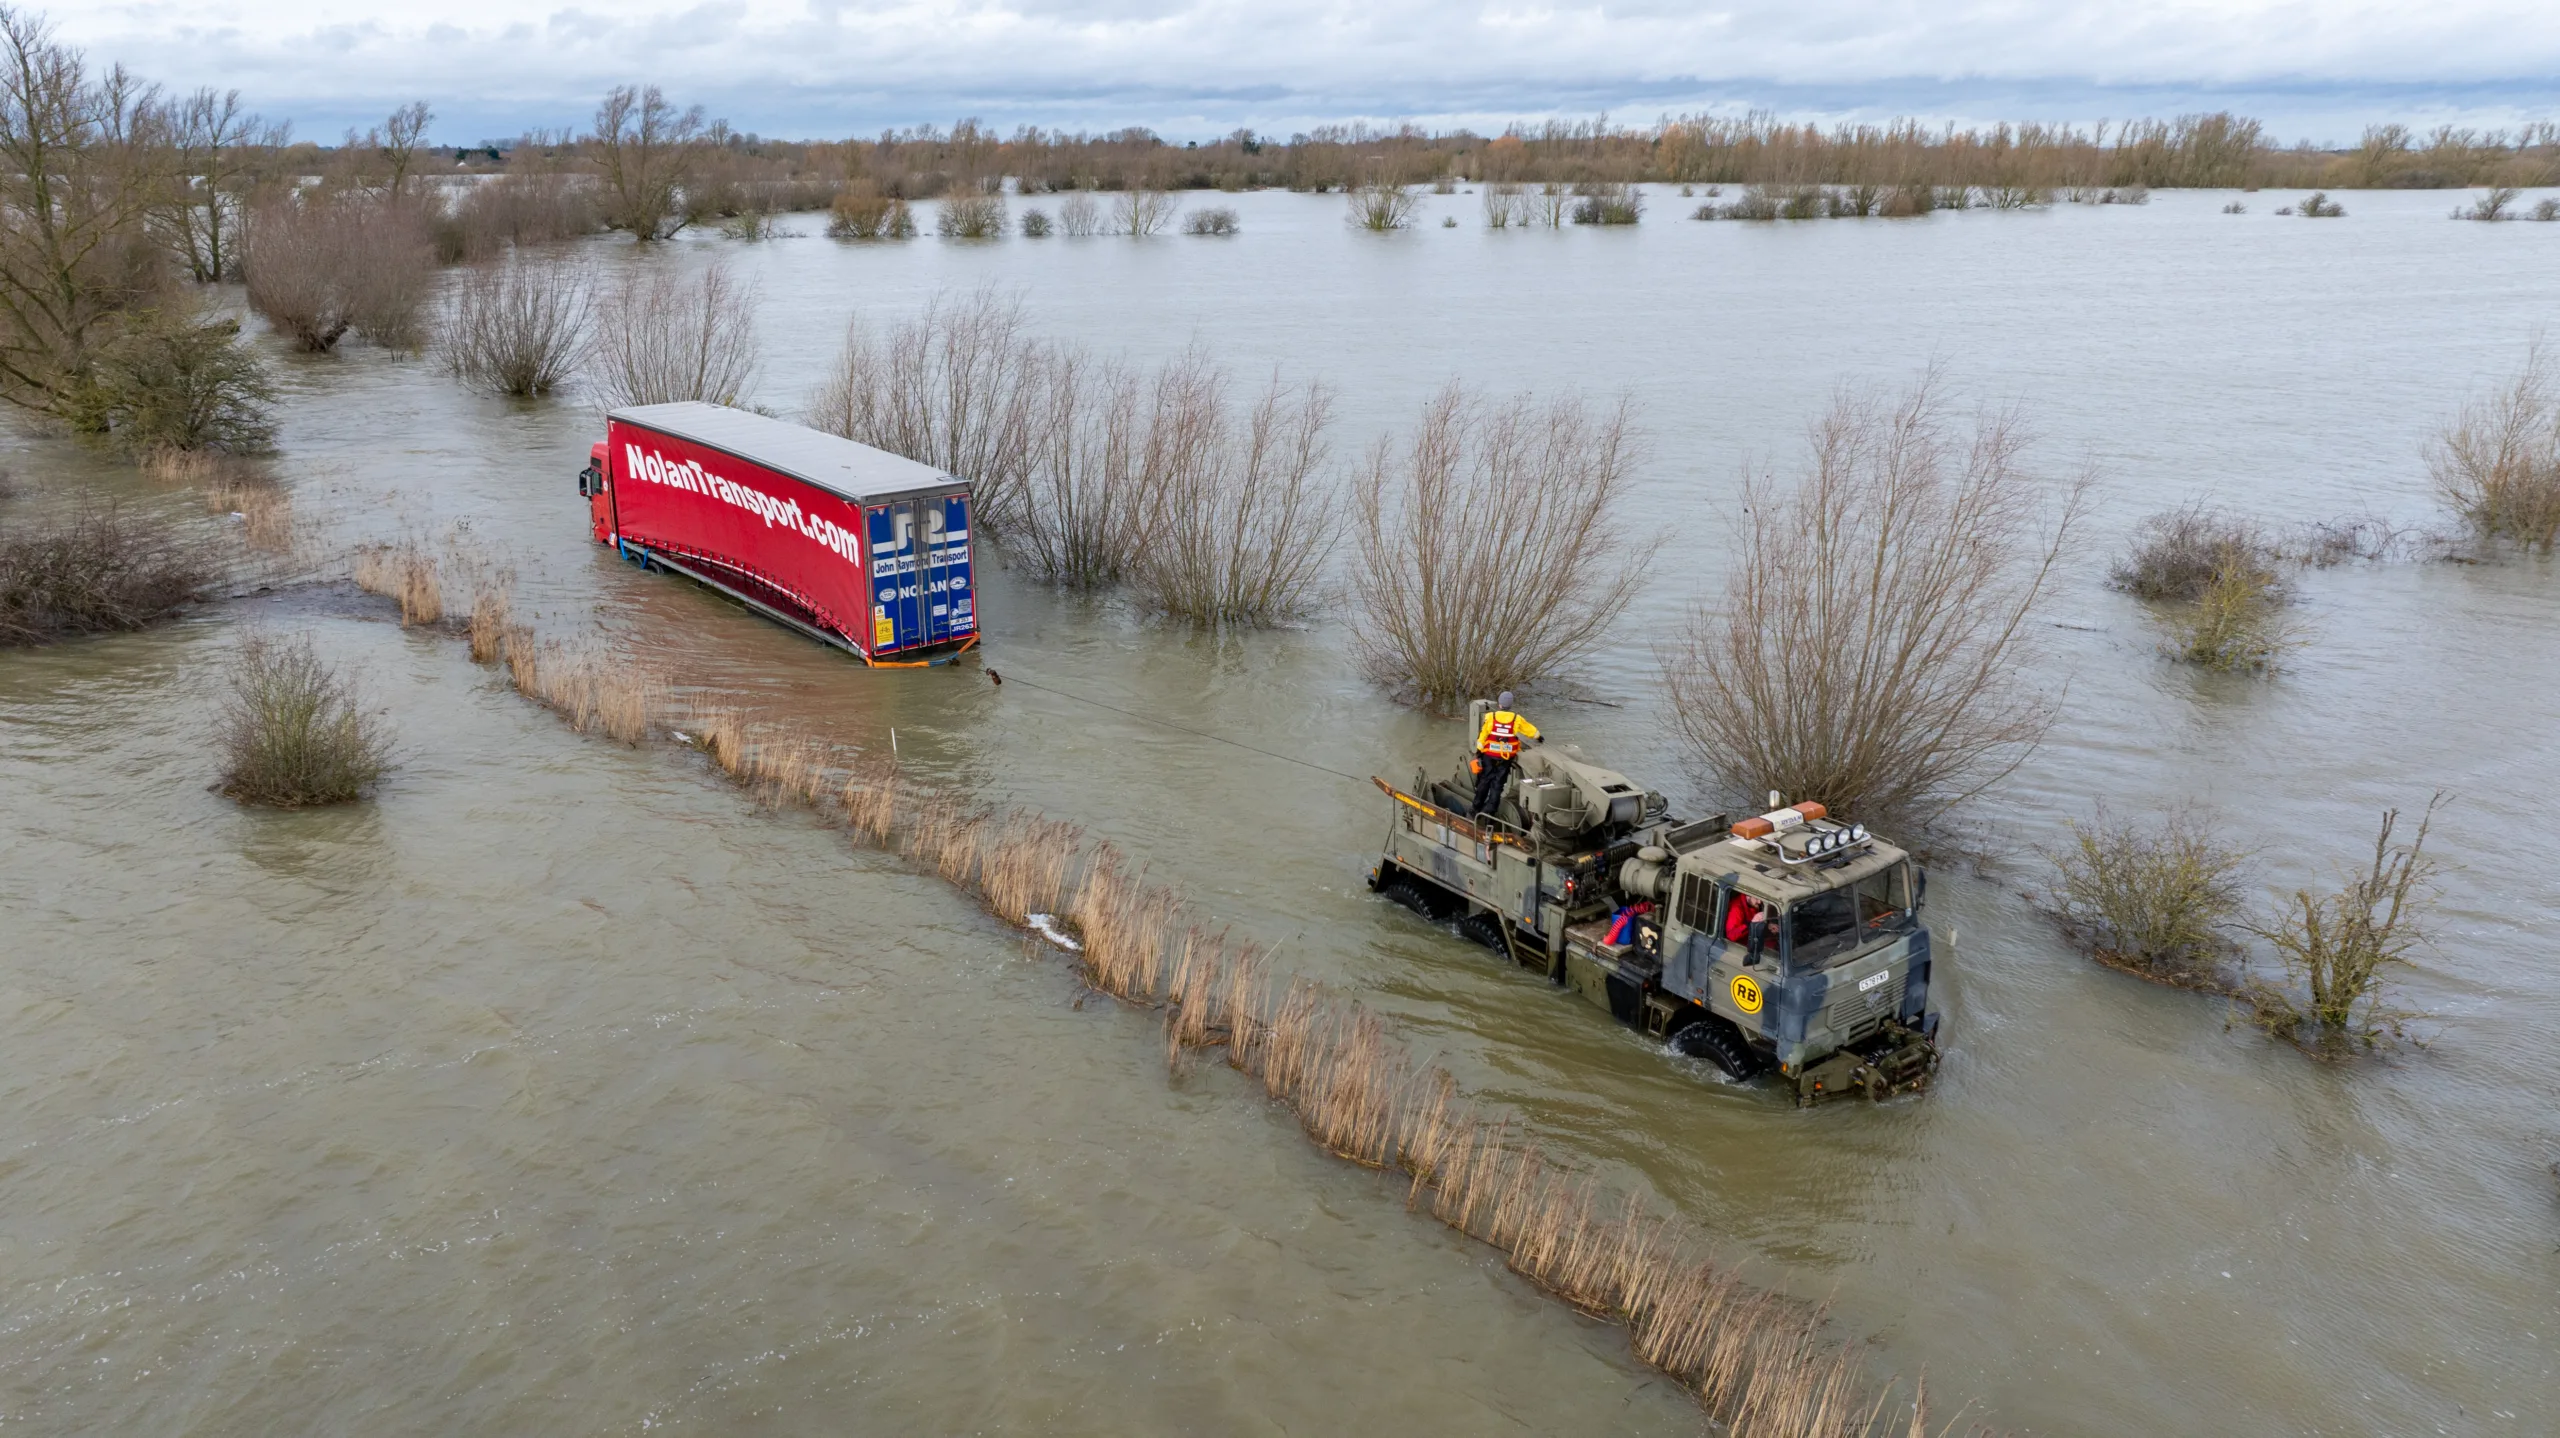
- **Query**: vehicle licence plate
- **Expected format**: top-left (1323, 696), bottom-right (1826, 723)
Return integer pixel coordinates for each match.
top-left (1858, 969), bottom-right (1891, 992)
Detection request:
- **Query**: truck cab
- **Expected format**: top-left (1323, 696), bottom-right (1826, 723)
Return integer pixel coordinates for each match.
top-left (578, 442), bottom-right (611, 545)
top-left (1614, 806), bottom-right (1939, 1100)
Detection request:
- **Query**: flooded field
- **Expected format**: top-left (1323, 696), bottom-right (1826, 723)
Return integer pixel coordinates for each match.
top-left (6, 185), bottom-right (2558, 1433)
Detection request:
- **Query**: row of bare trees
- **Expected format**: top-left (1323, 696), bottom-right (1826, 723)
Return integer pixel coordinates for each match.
top-left (810, 293), bottom-right (1334, 624)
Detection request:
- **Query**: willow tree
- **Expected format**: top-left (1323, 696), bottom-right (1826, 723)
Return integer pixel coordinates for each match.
top-left (0, 6), bottom-right (169, 419)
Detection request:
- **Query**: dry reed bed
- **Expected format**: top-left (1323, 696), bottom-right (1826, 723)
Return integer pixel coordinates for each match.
top-left (353, 561), bottom-right (1975, 1436)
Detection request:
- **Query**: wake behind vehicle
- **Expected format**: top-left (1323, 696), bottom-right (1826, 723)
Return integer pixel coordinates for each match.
top-left (577, 402), bottom-right (980, 666)
top-left (1367, 702), bottom-right (1940, 1102)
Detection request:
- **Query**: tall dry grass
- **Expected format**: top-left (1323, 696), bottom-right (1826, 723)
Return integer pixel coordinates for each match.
top-left (1352, 384), bottom-right (1651, 712)
top-left (439, 253), bottom-right (594, 397)
top-left (590, 262), bottom-right (760, 409)
top-left (1661, 373), bottom-right (2086, 824)
top-left (352, 540), bottom-right (445, 626)
top-left (215, 631), bottom-right (390, 807)
top-left (2430, 342), bottom-right (2560, 552)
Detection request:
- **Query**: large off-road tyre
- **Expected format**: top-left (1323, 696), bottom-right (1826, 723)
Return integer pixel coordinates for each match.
top-left (1381, 875), bottom-right (1458, 921)
top-left (1670, 1017), bottom-right (1767, 1082)
top-left (1456, 911), bottom-right (1508, 952)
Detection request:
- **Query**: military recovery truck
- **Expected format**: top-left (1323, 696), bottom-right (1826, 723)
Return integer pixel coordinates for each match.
top-left (1366, 703), bottom-right (1941, 1103)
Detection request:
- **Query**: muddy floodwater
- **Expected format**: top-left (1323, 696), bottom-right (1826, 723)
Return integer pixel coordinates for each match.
top-left (6, 186), bottom-right (2559, 1434)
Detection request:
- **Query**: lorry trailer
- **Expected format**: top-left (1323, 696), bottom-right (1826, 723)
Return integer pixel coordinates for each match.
top-left (578, 402), bottom-right (979, 666)
top-left (1369, 705), bottom-right (1940, 1103)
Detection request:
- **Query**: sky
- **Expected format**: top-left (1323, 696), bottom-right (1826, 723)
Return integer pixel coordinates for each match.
top-left (51, 0), bottom-right (2560, 148)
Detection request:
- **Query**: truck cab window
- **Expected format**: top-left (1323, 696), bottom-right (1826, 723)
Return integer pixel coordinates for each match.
top-left (1788, 864), bottom-right (1914, 969)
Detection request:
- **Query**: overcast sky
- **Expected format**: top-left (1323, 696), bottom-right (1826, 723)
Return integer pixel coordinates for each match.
top-left (54, 0), bottom-right (2560, 147)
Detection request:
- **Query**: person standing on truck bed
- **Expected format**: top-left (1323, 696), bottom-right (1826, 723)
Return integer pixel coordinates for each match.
top-left (1471, 692), bottom-right (1539, 819)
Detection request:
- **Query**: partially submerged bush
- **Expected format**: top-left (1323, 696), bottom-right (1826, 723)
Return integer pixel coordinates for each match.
top-left (1121, 363), bottom-right (1337, 623)
top-left (439, 253), bottom-right (594, 397)
top-left (2111, 504), bottom-right (2265, 601)
top-left (827, 188), bottom-right (915, 240)
top-left (2044, 807), bottom-right (2248, 987)
top-left (1569, 183), bottom-right (1643, 225)
top-left (937, 192), bottom-right (1007, 239)
top-left (0, 503), bottom-right (212, 645)
top-left (244, 195), bottom-right (437, 352)
top-left (1181, 206), bottom-right (1240, 236)
top-left (2296, 192), bottom-right (2346, 218)
top-left (2175, 557), bottom-right (2294, 671)
top-left (2429, 343), bottom-right (2560, 551)
top-left (1019, 208), bottom-right (1053, 237)
top-left (216, 631), bottom-right (390, 807)
top-left (590, 262), bottom-right (760, 409)
top-left (1057, 192), bottom-right (1102, 236)
top-left (2113, 504), bottom-right (2294, 670)
top-left (1110, 188), bottom-right (1177, 236)
top-left (1661, 374), bottom-right (2085, 824)
top-left (1346, 182), bottom-right (1417, 231)
top-left (444, 171), bottom-right (600, 260)
top-left (2459, 186), bottom-right (2521, 221)
top-left (2245, 797), bottom-right (2442, 1056)
top-left (1353, 385), bottom-right (1650, 711)
top-left (80, 306), bottom-right (277, 455)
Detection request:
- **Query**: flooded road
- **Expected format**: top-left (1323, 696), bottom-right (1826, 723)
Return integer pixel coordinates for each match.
top-left (6, 185), bottom-right (2559, 1433)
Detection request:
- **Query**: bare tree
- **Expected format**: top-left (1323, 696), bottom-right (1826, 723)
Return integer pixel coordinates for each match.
top-left (591, 261), bottom-right (758, 408)
top-left (1352, 385), bottom-right (1652, 711)
top-left (1109, 187), bottom-right (1177, 236)
top-left (243, 193), bottom-right (436, 352)
top-left (808, 289), bottom-right (1045, 530)
top-left (438, 252), bottom-right (592, 396)
top-left (379, 100), bottom-right (433, 200)
top-left (152, 87), bottom-right (284, 282)
top-left (1660, 373), bottom-right (2088, 825)
top-left (592, 85), bottom-right (705, 240)
top-left (1013, 349), bottom-right (1144, 587)
top-left (1128, 360), bottom-right (1338, 624)
top-left (0, 6), bottom-right (170, 420)
top-left (1347, 181), bottom-right (1417, 230)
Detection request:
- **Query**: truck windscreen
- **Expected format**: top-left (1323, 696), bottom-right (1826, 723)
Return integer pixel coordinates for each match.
top-left (1786, 864), bottom-right (1911, 969)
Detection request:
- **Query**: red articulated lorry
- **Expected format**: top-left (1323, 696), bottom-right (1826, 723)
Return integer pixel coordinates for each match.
top-left (578, 402), bottom-right (979, 666)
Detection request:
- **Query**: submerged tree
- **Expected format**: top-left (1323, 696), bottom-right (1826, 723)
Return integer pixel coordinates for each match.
top-left (1661, 372), bottom-right (2086, 825)
top-left (1352, 384), bottom-right (1650, 712)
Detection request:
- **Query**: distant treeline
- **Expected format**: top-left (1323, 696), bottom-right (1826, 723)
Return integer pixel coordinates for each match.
top-left (408, 112), bottom-right (2560, 202)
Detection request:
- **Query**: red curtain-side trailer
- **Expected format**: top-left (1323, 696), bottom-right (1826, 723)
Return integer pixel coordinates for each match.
top-left (579, 402), bottom-right (979, 666)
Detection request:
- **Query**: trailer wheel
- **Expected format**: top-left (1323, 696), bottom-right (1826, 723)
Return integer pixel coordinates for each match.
top-left (1456, 911), bottom-right (1507, 951)
top-left (1670, 1017), bottom-right (1766, 1082)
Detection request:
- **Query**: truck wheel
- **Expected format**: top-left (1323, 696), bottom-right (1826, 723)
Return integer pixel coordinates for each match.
top-left (1380, 877), bottom-right (1449, 920)
top-left (1670, 1018), bottom-right (1766, 1082)
top-left (1456, 912), bottom-right (1507, 951)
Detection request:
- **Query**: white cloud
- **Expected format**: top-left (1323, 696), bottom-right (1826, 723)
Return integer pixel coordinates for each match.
top-left (46, 0), bottom-right (2560, 143)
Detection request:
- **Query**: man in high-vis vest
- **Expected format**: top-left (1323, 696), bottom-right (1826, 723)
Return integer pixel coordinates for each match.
top-left (1470, 691), bottom-right (1540, 819)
